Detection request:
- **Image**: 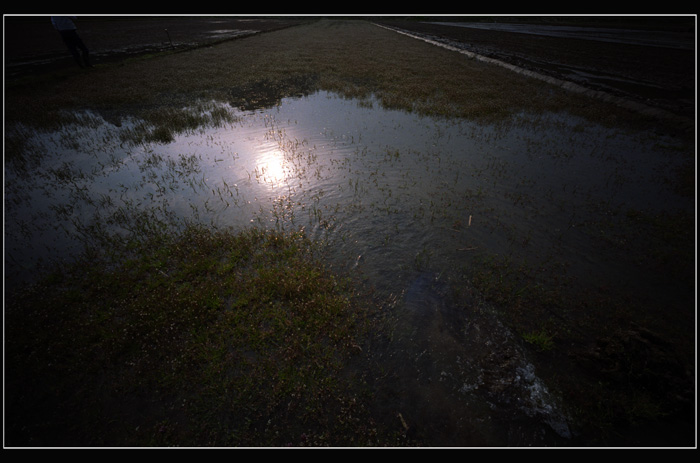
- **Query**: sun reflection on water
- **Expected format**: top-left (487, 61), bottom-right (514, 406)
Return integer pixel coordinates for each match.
top-left (255, 149), bottom-right (287, 188)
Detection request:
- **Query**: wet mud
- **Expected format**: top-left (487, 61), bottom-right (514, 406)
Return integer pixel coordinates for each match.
top-left (375, 19), bottom-right (695, 122)
top-left (376, 271), bottom-right (572, 446)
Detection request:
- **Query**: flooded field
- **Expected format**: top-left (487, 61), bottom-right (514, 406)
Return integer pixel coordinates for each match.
top-left (5, 88), bottom-right (694, 446)
top-left (5, 91), bottom-right (692, 288)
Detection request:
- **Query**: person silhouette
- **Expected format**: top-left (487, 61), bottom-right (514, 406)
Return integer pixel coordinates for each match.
top-left (51, 16), bottom-right (92, 68)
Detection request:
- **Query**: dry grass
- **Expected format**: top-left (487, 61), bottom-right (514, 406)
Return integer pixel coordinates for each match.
top-left (6, 20), bottom-right (645, 131)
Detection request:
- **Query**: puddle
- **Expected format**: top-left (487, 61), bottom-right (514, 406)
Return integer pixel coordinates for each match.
top-left (4, 90), bottom-right (692, 445)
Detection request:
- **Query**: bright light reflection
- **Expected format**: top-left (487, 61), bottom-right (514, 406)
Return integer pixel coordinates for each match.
top-left (255, 148), bottom-right (287, 188)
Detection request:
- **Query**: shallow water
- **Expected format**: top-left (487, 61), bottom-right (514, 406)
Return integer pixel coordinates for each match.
top-left (4, 90), bottom-right (692, 445)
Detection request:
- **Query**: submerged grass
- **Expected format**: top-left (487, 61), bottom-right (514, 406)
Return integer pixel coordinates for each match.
top-left (4, 226), bottom-right (403, 447)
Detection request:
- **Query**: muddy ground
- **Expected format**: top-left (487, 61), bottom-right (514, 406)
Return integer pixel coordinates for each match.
top-left (375, 18), bottom-right (695, 123)
top-left (4, 16), bottom-right (308, 79)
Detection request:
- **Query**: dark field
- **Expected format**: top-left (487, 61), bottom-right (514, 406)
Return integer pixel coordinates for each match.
top-left (7, 16), bottom-right (694, 126)
top-left (5, 16), bottom-right (307, 78)
top-left (376, 18), bottom-right (695, 122)
top-left (4, 16), bottom-right (696, 448)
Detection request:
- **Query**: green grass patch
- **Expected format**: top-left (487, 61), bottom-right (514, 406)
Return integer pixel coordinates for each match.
top-left (4, 225), bottom-right (393, 447)
top-left (522, 329), bottom-right (555, 352)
